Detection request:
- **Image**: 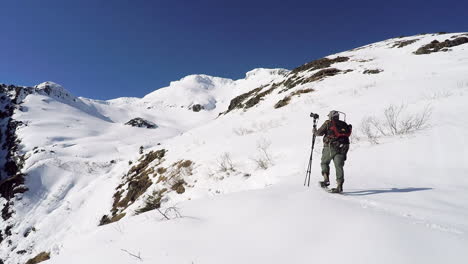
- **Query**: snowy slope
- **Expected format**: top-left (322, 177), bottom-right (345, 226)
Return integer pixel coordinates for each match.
top-left (1, 32), bottom-right (468, 264)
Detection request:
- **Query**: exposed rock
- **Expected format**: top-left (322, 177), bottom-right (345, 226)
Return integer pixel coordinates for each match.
top-left (291, 56), bottom-right (349, 74)
top-left (391, 39), bottom-right (419, 48)
top-left (303, 68), bottom-right (341, 83)
top-left (0, 85), bottom-right (29, 245)
top-left (99, 213), bottom-right (126, 226)
top-left (291, 88), bottom-right (315, 96)
top-left (274, 88), bottom-right (315, 109)
top-left (4, 226), bottom-right (12, 237)
top-left (1, 204), bottom-right (14, 222)
top-left (274, 96), bottom-right (292, 109)
top-left (119, 174), bottom-right (152, 207)
top-left (171, 178), bottom-right (186, 194)
top-left (25, 252), bottom-right (50, 264)
top-left (35, 81), bottom-right (75, 102)
top-left (125, 118), bottom-right (158, 129)
top-left (135, 189), bottom-right (167, 214)
top-left (363, 69), bottom-right (383, 74)
top-left (191, 104), bottom-right (204, 112)
top-left (281, 75), bottom-right (304, 89)
top-left (225, 86), bottom-right (264, 113)
top-left (245, 68), bottom-right (289, 80)
top-left (280, 68), bottom-right (344, 94)
top-left (177, 160), bottom-right (193, 168)
top-left (23, 227), bottom-right (36, 238)
top-left (414, 37), bottom-right (468, 55)
top-left (100, 149), bottom-right (166, 225)
top-left (101, 153), bottom-right (194, 223)
top-left (225, 73), bottom-right (313, 113)
top-left (451, 33), bottom-right (468, 39)
top-left (244, 86), bottom-right (276, 109)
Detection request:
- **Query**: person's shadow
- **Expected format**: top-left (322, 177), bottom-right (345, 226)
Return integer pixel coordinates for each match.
top-left (343, 187), bottom-right (432, 196)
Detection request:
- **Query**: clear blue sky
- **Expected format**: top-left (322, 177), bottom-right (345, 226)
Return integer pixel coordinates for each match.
top-left (1, 0), bottom-right (466, 99)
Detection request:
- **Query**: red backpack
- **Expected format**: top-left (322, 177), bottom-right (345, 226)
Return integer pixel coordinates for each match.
top-left (329, 120), bottom-right (352, 140)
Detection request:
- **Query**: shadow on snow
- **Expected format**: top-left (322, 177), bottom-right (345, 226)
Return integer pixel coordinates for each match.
top-left (343, 187), bottom-right (432, 196)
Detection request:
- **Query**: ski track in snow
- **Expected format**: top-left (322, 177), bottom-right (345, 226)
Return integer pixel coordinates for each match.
top-left (336, 192), bottom-right (465, 235)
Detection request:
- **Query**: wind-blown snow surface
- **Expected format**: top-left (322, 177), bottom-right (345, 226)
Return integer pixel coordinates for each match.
top-left (2, 33), bottom-right (468, 263)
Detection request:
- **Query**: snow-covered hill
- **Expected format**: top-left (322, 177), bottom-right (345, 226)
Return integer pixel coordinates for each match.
top-left (1, 32), bottom-right (468, 264)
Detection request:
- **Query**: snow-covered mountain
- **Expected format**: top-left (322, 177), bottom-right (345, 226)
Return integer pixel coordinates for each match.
top-left (1, 32), bottom-right (468, 264)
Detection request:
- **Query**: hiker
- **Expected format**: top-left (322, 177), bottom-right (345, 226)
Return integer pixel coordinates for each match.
top-left (313, 110), bottom-right (352, 193)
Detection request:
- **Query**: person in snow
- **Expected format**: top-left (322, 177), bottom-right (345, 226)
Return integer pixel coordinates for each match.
top-left (313, 110), bottom-right (352, 193)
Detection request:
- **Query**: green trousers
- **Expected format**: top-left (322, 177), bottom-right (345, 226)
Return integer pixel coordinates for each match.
top-left (320, 145), bottom-right (347, 182)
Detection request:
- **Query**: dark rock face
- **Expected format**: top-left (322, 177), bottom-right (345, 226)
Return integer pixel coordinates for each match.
top-left (224, 57), bottom-right (348, 114)
top-left (226, 86), bottom-right (264, 112)
top-left (191, 104), bottom-right (204, 112)
top-left (274, 96), bottom-right (291, 109)
top-left (25, 252), bottom-right (50, 264)
top-left (414, 37), bottom-right (468, 55)
top-left (391, 39), bottom-right (419, 48)
top-left (363, 69), bottom-right (383, 74)
top-left (0, 85), bottom-right (28, 208)
top-left (302, 68), bottom-right (341, 83)
top-left (100, 149), bottom-right (167, 225)
top-left (291, 56), bottom-right (349, 74)
top-left (274, 88), bottom-right (315, 109)
top-left (244, 86), bottom-right (276, 109)
top-left (451, 33), bottom-right (468, 39)
top-left (0, 84), bottom-right (30, 251)
top-left (125, 118), bottom-right (158, 129)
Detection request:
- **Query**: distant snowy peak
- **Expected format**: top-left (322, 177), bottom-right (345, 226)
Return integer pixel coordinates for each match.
top-left (141, 69), bottom-right (289, 112)
top-left (35, 81), bottom-right (64, 91)
top-left (142, 74), bottom-right (235, 111)
top-left (34, 81), bottom-right (76, 101)
top-left (245, 68), bottom-right (289, 80)
top-left (175, 74), bottom-right (234, 90)
top-left (144, 74), bottom-right (233, 99)
top-left (32, 82), bottom-right (112, 122)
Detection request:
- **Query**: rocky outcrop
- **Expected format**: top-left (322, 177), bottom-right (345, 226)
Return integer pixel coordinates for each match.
top-left (414, 37), bottom-right (468, 55)
top-left (225, 86), bottom-right (264, 113)
top-left (0, 84), bottom-right (30, 250)
top-left (291, 56), bottom-right (349, 74)
top-left (391, 39), bottom-right (419, 48)
top-left (0, 85), bottom-right (29, 209)
top-left (100, 150), bottom-right (196, 225)
top-left (125, 118), bottom-right (158, 129)
top-left (190, 104), bottom-right (204, 112)
top-left (274, 88), bottom-right (314, 109)
top-left (363, 69), bottom-right (383, 74)
top-left (224, 57), bottom-right (348, 114)
top-left (35, 81), bottom-right (75, 101)
top-left (100, 149), bottom-right (167, 225)
top-left (25, 252), bottom-right (50, 264)
top-left (303, 68), bottom-right (341, 82)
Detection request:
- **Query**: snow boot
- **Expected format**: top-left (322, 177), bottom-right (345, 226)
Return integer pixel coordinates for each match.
top-left (330, 180), bottom-right (344, 193)
top-left (319, 173), bottom-right (330, 188)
